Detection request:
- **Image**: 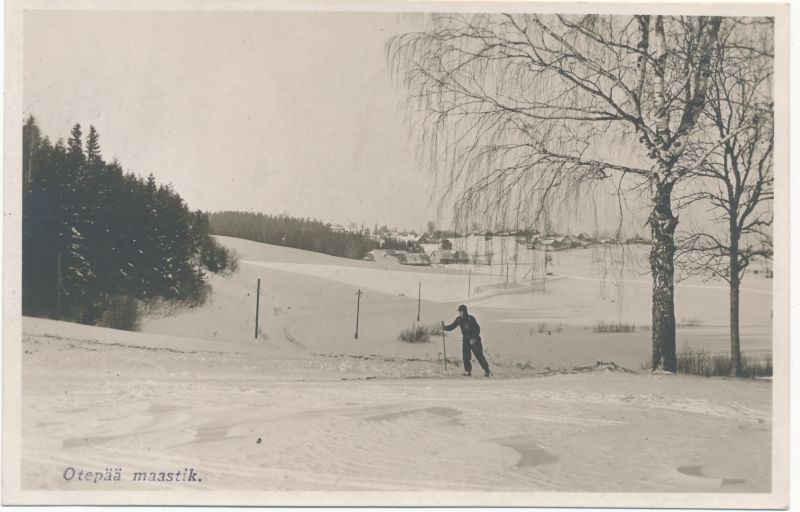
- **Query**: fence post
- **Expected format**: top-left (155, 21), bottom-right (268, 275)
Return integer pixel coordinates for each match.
top-left (254, 278), bottom-right (261, 339)
top-left (442, 328), bottom-right (448, 372)
top-left (355, 289), bottom-right (362, 339)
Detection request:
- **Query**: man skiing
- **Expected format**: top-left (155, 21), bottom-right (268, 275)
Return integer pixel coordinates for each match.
top-left (442, 305), bottom-right (491, 377)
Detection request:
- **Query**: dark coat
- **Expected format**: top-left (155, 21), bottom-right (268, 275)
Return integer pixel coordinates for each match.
top-left (443, 314), bottom-right (481, 343)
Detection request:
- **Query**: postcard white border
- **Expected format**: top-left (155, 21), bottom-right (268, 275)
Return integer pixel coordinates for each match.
top-left (2, 0), bottom-right (791, 508)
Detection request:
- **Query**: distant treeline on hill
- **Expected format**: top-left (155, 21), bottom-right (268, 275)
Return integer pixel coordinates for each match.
top-left (209, 211), bottom-right (420, 259)
top-left (22, 116), bottom-right (236, 328)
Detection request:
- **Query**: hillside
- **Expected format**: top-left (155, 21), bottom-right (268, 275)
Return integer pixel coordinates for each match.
top-left (15, 236), bottom-right (777, 504)
top-left (142, 236), bottom-right (772, 368)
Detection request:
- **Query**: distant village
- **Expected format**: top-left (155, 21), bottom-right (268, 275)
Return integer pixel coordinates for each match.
top-left (327, 223), bottom-right (650, 267)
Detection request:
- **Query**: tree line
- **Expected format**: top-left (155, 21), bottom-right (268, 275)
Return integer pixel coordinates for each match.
top-left (209, 211), bottom-right (421, 259)
top-left (22, 117), bottom-right (236, 327)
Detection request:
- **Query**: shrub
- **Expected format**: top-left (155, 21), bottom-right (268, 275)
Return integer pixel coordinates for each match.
top-left (667, 345), bottom-right (773, 378)
top-left (98, 295), bottom-right (141, 331)
top-left (398, 324), bottom-right (430, 343)
top-left (166, 268), bottom-right (212, 306)
top-left (592, 321), bottom-right (635, 333)
top-left (738, 354), bottom-right (773, 378)
top-left (532, 322), bottom-right (561, 335)
top-left (427, 323), bottom-right (443, 336)
top-left (677, 317), bottom-right (702, 327)
top-left (398, 323), bottom-right (442, 343)
top-left (201, 239), bottom-right (239, 275)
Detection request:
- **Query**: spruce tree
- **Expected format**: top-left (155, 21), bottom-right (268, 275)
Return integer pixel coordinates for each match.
top-left (85, 125), bottom-right (101, 167)
top-left (22, 115), bottom-right (41, 191)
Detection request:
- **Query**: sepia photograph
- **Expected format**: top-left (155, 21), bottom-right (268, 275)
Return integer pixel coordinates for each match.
top-left (2, 0), bottom-right (791, 507)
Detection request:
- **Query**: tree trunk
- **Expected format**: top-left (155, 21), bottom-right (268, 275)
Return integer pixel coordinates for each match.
top-left (55, 252), bottom-right (62, 320)
top-left (649, 179), bottom-right (678, 372)
top-left (729, 239), bottom-right (742, 377)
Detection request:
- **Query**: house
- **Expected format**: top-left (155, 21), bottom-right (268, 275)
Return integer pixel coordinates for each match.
top-left (534, 238), bottom-right (558, 250)
top-left (420, 243), bottom-right (440, 256)
top-left (471, 249), bottom-right (500, 265)
top-left (386, 250), bottom-right (431, 266)
top-left (368, 249), bottom-right (430, 266)
top-left (404, 252), bottom-right (432, 266)
top-left (429, 249), bottom-right (469, 264)
top-left (625, 235), bottom-right (650, 245)
top-left (395, 234), bottom-right (424, 244)
top-left (363, 249), bottom-right (395, 262)
top-left (556, 235), bottom-right (581, 248)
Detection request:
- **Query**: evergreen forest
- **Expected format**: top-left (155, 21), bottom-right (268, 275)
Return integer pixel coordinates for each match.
top-left (22, 117), bottom-right (236, 328)
top-left (209, 211), bottom-right (422, 259)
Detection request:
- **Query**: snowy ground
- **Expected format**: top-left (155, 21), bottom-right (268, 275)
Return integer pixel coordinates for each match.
top-left (17, 236), bottom-right (776, 502)
top-left (183, 236), bottom-right (772, 369)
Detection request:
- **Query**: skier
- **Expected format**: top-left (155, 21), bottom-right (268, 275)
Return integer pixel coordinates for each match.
top-left (442, 304), bottom-right (491, 377)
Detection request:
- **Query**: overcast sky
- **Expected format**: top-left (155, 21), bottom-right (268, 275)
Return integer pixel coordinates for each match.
top-left (24, 10), bottom-right (449, 232)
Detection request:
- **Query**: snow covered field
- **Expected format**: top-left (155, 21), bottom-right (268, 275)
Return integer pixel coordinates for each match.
top-left (16, 236), bottom-right (779, 504)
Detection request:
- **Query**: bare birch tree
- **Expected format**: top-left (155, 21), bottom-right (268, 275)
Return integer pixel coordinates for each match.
top-left (388, 14), bottom-right (736, 371)
top-left (676, 19), bottom-right (774, 376)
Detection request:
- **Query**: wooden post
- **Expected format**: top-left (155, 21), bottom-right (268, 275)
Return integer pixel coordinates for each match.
top-left (417, 281), bottom-right (421, 321)
top-left (506, 261), bottom-right (509, 288)
top-left (468, 269), bottom-right (472, 297)
top-left (442, 326), bottom-right (448, 372)
top-left (254, 278), bottom-right (261, 339)
top-left (354, 289), bottom-right (362, 339)
top-left (543, 246), bottom-right (548, 291)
